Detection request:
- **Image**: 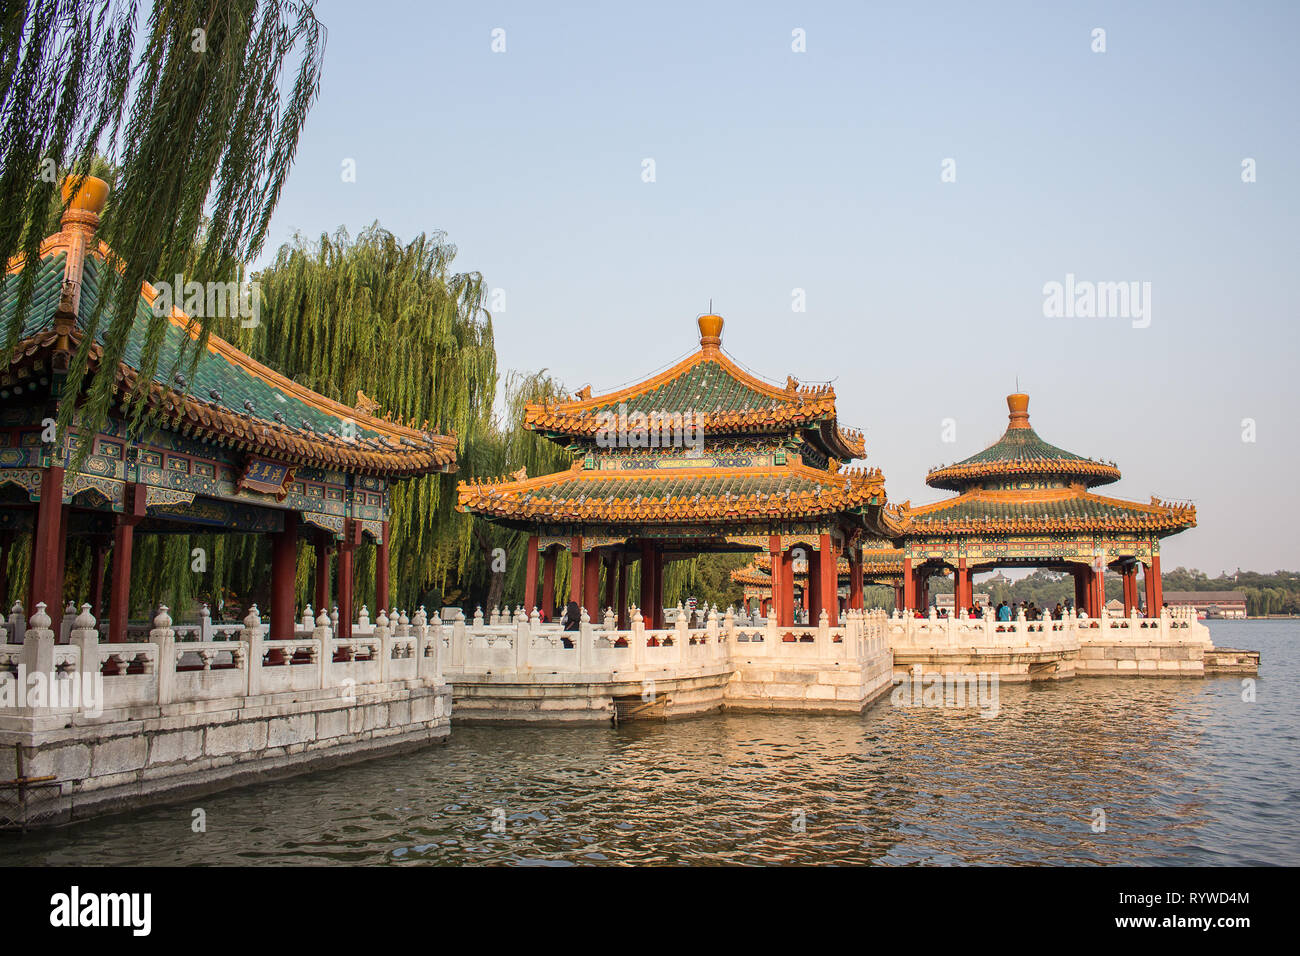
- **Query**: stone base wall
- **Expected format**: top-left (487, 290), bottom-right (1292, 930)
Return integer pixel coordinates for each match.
top-left (724, 650), bottom-right (894, 714)
top-left (1204, 648), bottom-right (1262, 674)
top-left (0, 680), bottom-right (452, 830)
top-left (1075, 643), bottom-right (1205, 676)
top-left (892, 648), bottom-right (1077, 682)
top-left (451, 665), bottom-right (733, 724)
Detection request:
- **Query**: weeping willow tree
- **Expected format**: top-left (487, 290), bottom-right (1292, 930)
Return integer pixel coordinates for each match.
top-left (206, 223), bottom-right (498, 613)
top-left (459, 369), bottom-right (576, 611)
top-left (0, 0), bottom-right (325, 451)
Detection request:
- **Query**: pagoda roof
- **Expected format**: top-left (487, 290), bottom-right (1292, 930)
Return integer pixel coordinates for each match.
top-left (523, 314), bottom-right (865, 461)
top-left (896, 486), bottom-right (1196, 535)
top-left (457, 458), bottom-right (889, 531)
top-left (926, 393), bottom-right (1121, 491)
top-left (2, 179), bottom-right (455, 477)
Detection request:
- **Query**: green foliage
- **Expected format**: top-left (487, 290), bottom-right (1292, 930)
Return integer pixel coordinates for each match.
top-left (217, 223), bottom-right (499, 611)
top-left (0, 0), bottom-right (325, 456)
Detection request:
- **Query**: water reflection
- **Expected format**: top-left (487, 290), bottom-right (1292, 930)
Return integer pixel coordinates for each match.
top-left (2, 621), bottom-right (1293, 866)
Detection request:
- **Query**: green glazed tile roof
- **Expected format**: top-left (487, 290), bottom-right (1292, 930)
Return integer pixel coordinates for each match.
top-left (583, 359), bottom-right (808, 416)
top-left (0, 253), bottom-right (68, 338)
top-left (4, 248), bottom-right (455, 474)
top-left (75, 257), bottom-right (394, 441)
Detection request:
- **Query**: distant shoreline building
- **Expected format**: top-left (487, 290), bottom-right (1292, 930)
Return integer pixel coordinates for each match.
top-left (1164, 591), bottom-right (1248, 619)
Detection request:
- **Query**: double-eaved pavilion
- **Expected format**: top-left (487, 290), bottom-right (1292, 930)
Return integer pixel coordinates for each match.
top-left (894, 392), bottom-right (1196, 617)
top-left (0, 177), bottom-right (456, 641)
top-left (458, 314), bottom-right (897, 628)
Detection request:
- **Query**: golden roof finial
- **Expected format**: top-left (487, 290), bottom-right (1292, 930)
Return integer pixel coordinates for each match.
top-left (697, 312), bottom-right (723, 350)
top-left (1006, 392), bottom-right (1030, 429)
top-left (59, 174), bottom-right (109, 237)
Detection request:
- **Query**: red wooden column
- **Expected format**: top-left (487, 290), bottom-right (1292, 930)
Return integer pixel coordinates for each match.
top-left (807, 547), bottom-right (822, 622)
top-left (270, 511), bottom-right (299, 640)
top-left (602, 552), bottom-right (616, 616)
top-left (0, 530), bottom-right (11, 609)
top-left (375, 520), bottom-right (390, 613)
top-left (616, 557), bottom-right (629, 629)
top-left (89, 535), bottom-right (108, 618)
top-left (570, 536), bottom-right (585, 612)
top-left (1121, 566), bottom-right (1135, 615)
top-left (1073, 566), bottom-right (1088, 613)
top-left (1093, 567), bottom-right (1106, 617)
top-left (1148, 553), bottom-right (1163, 614)
top-left (893, 584), bottom-right (903, 611)
top-left (849, 549), bottom-right (864, 611)
top-left (523, 534), bottom-right (539, 614)
top-left (954, 558), bottom-right (969, 612)
top-left (651, 547), bottom-right (664, 629)
top-left (902, 557), bottom-right (915, 612)
top-left (336, 519), bottom-right (361, 640)
top-left (108, 482), bottom-right (146, 643)
top-left (541, 546), bottom-right (557, 621)
top-left (639, 540), bottom-right (656, 628)
top-left (29, 465), bottom-right (66, 632)
top-left (768, 536), bottom-right (783, 627)
top-left (780, 547), bottom-right (796, 627)
top-left (819, 534), bottom-right (838, 626)
top-left (583, 546), bottom-right (601, 620)
top-left (314, 535), bottom-right (332, 613)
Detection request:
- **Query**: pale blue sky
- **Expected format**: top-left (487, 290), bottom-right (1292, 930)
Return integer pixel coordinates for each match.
top-left (257, 0), bottom-right (1300, 573)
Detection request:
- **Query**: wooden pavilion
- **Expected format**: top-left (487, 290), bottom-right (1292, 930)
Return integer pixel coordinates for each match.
top-left (893, 393), bottom-right (1195, 616)
top-left (458, 314), bottom-right (898, 628)
top-left (0, 177), bottom-right (456, 640)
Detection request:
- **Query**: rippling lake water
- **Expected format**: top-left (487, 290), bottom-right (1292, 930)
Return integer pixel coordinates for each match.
top-left (2, 620), bottom-right (1295, 866)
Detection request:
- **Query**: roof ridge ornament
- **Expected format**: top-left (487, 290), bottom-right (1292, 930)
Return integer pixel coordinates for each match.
top-left (1006, 391), bottom-right (1031, 429)
top-left (697, 312), bottom-right (723, 350)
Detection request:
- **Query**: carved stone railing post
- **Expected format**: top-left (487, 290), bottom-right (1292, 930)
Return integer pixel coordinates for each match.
top-left (71, 603), bottom-right (100, 683)
top-left (8, 601), bottom-right (25, 644)
top-left (513, 610), bottom-right (529, 671)
top-left (241, 604), bottom-right (265, 697)
top-left (428, 609), bottom-right (444, 682)
top-left (451, 609), bottom-right (467, 667)
top-left (152, 606), bottom-right (176, 706)
top-left (374, 609), bottom-right (391, 683)
top-left (58, 600), bottom-right (76, 644)
top-left (630, 607), bottom-right (644, 671)
top-left (21, 603), bottom-right (54, 709)
top-left (577, 612), bottom-right (592, 671)
top-left (315, 607), bottom-right (334, 689)
top-left (411, 607), bottom-right (428, 679)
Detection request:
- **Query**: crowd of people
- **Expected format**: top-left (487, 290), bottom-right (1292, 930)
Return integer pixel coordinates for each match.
top-left (913, 600), bottom-right (1071, 620)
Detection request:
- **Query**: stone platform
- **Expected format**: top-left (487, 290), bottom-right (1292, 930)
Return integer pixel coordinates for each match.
top-left (0, 603), bottom-right (450, 830)
top-left (444, 606), bottom-right (895, 724)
